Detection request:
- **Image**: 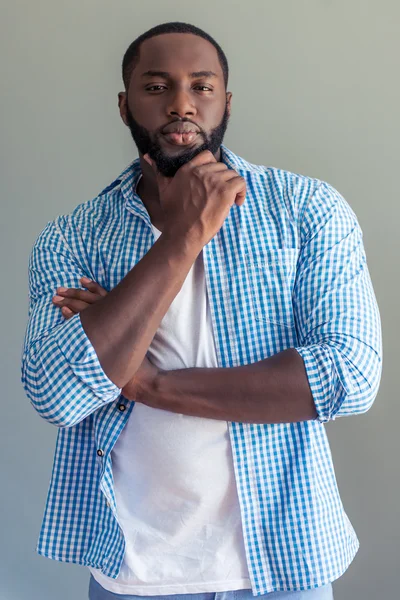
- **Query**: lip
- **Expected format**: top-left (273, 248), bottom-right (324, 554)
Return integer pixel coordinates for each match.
top-left (162, 121), bottom-right (200, 135)
top-left (161, 131), bottom-right (200, 146)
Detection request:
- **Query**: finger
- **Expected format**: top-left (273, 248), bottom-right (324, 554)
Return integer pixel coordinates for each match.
top-left (53, 297), bottom-right (91, 312)
top-left (216, 167), bottom-right (243, 181)
top-left (235, 188), bottom-right (246, 206)
top-left (193, 162), bottom-right (229, 175)
top-left (183, 149), bottom-right (218, 170)
top-left (55, 288), bottom-right (103, 303)
top-left (61, 306), bottom-right (75, 319)
top-left (223, 176), bottom-right (247, 206)
top-left (79, 278), bottom-right (107, 297)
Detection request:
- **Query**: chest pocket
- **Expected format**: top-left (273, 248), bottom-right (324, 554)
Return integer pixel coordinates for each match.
top-left (246, 248), bottom-right (299, 328)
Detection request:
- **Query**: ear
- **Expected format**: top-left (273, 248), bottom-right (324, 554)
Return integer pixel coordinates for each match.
top-left (226, 91), bottom-right (232, 117)
top-left (118, 91), bottom-right (128, 126)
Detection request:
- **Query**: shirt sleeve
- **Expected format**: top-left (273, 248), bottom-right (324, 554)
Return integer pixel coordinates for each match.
top-left (21, 217), bottom-right (122, 428)
top-left (293, 182), bottom-right (382, 423)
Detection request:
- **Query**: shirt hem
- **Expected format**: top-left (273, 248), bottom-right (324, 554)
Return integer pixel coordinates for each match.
top-left (88, 568), bottom-right (253, 596)
top-left (36, 534), bottom-right (359, 596)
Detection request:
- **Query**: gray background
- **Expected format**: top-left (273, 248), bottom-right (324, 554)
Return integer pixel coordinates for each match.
top-left (1, 1), bottom-right (398, 599)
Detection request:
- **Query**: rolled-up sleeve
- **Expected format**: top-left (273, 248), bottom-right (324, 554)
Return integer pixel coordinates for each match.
top-left (294, 182), bottom-right (382, 423)
top-left (21, 218), bottom-right (122, 428)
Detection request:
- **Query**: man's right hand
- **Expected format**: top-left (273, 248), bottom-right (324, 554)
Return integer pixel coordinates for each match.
top-left (77, 149), bottom-right (246, 390)
top-left (143, 149), bottom-right (246, 249)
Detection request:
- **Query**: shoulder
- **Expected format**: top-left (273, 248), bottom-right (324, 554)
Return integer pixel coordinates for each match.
top-left (68, 174), bottom-right (125, 229)
top-left (221, 144), bottom-right (319, 201)
top-left (222, 145), bottom-right (356, 224)
top-left (32, 172), bottom-right (127, 254)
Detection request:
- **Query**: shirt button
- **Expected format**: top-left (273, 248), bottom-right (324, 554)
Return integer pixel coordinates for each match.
top-left (106, 500), bottom-right (111, 507)
top-left (118, 404), bottom-right (126, 412)
top-left (97, 449), bottom-right (104, 457)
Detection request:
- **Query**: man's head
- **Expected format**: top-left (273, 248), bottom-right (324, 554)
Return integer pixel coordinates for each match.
top-left (118, 22), bottom-right (232, 177)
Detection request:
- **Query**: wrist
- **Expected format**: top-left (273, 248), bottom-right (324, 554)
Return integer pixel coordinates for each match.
top-left (136, 365), bottom-right (164, 404)
top-left (159, 230), bottom-right (203, 262)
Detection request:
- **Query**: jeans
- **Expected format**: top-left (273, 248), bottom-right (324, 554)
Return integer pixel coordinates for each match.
top-left (88, 575), bottom-right (334, 600)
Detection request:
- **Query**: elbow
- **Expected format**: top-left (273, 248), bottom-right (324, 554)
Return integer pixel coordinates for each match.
top-left (21, 365), bottom-right (76, 428)
top-left (299, 336), bottom-right (383, 423)
top-left (329, 353), bottom-right (382, 420)
top-left (339, 386), bottom-right (379, 418)
top-left (21, 352), bottom-right (120, 429)
top-left (310, 342), bottom-right (382, 423)
top-left (30, 402), bottom-right (76, 429)
top-left (317, 384), bottom-right (379, 423)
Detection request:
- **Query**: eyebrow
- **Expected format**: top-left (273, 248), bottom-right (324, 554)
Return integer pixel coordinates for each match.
top-left (141, 70), bottom-right (218, 79)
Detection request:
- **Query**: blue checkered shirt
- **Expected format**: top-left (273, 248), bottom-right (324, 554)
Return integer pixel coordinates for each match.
top-left (21, 145), bottom-right (382, 595)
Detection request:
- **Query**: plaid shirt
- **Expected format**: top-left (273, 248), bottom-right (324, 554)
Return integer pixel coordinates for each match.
top-left (21, 145), bottom-right (382, 595)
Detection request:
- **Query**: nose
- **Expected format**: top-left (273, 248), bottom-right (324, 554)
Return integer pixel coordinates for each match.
top-left (166, 88), bottom-right (196, 118)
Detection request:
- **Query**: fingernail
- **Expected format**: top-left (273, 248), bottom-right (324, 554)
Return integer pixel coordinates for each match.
top-left (81, 277), bottom-right (91, 282)
top-left (58, 287), bottom-right (67, 293)
top-left (143, 154), bottom-right (152, 166)
top-left (53, 295), bottom-right (63, 301)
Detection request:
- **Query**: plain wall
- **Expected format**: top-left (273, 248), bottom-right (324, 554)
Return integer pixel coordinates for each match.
top-left (1, 1), bottom-right (398, 599)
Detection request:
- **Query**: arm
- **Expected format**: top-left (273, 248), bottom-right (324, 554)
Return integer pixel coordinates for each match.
top-left (293, 182), bottom-right (382, 422)
top-left (22, 217), bottom-right (195, 428)
top-left (54, 283), bottom-right (315, 423)
top-left (78, 151), bottom-right (246, 389)
top-left (133, 183), bottom-right (382, 424)
top-left (79, 231), bottom-right (199, 388)
top-left (52, 279), bottom-right (159, 405)
top-left (134, 347), bottom-right (316, 423)
top-left (22, 151), bottom-right (246, 427)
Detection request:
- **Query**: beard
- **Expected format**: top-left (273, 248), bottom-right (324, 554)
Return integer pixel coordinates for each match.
top-left (125, 103), bottom-right (230, 178)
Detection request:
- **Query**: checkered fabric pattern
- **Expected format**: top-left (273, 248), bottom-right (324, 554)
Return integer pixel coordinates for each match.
top-left (21, 145), bottom-right (382, 595)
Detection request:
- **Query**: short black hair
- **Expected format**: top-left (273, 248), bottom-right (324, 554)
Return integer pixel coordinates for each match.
top-left (122, 22), bottom-right (229, 90)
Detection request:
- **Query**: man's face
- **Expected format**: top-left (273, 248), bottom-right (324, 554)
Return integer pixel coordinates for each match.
top-left (119, 33), bottom-right (232, 177)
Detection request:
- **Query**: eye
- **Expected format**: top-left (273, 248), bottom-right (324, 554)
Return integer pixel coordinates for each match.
top-left (146, 85), bottom-right (167, 92)
top-left (145, 84), bottom-right (213, 93)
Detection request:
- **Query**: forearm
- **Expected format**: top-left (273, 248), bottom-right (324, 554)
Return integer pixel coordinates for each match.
top-left (80, 233), bottom-right (201, 388)
top-left (146, 348), bottom-right (317, 423)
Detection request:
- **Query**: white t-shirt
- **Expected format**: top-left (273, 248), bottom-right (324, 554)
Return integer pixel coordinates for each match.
top-left (88, 222), bottom-right (251, 596)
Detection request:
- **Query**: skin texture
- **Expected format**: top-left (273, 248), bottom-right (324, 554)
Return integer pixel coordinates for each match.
top-left (52, 32), bottom-right (317, 424)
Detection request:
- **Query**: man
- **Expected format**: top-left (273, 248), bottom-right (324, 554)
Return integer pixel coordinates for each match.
top-left (21, 21), bottom-right (382, 600)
